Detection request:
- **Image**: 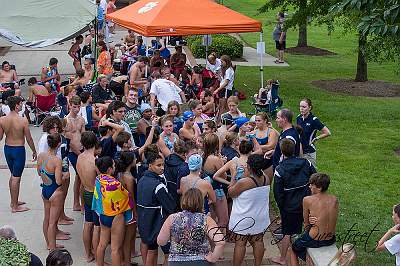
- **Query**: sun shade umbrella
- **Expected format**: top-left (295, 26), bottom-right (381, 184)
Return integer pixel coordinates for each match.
top-left (0, 0), bottom-right (96, 48)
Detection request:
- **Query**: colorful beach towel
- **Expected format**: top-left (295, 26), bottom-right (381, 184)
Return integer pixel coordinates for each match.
top-left (92, 174), bottom-right (132, 216)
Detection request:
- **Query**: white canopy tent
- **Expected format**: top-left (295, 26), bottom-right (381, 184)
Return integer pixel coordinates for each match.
top-left (0, 0), bottom-right (96, 48)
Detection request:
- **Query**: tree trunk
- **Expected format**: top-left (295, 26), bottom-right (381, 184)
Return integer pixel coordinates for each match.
top-left (297, 23), bottom-right (308, 47)
top-left (355, 34), bottom-right (368, 82)
top-left (297, 0), bottom-right (308, 47)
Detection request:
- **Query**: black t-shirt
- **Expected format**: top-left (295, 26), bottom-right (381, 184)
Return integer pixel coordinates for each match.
top-left (100, 136), bottom-right (117, 158)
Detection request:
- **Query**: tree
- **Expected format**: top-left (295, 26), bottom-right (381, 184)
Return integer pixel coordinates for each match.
top-left (359, 0), bottom-right (400, 71)
top-left (259, 0), bottom-right (337, 47)
top-left (331, 0), bottom-right (400, 81)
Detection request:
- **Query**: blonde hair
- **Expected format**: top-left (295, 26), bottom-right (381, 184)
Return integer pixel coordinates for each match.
top-left (227, 96), bottom-right (239, 105)
top-left (256, 112), bottom-right (271, 123)
top-left (223, 132), bottom-right (238, 147)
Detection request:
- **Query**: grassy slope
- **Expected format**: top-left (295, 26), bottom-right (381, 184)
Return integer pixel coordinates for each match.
top-left (223, 0), bottom-right (400, 265)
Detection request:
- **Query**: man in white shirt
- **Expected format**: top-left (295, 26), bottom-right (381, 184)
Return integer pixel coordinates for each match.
top-left (149, 72), bottom-right (186, 114)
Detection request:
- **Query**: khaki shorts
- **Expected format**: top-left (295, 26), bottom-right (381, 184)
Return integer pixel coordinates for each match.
top-left (302, 152), bottom-right (316, 168)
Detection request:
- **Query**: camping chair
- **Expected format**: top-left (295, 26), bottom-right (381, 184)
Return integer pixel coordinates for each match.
top-left (252, 81), bottom-right (283, 117)
top-left (33, 93), bottom-right (57, 126)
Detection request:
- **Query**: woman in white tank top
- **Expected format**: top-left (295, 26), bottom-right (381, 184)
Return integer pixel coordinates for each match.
top-left (228, 154), bottom-right (271, 266)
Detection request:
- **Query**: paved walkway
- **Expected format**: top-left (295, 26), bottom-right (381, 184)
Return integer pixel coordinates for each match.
top-left (194, 46), bottom-right (289, 67)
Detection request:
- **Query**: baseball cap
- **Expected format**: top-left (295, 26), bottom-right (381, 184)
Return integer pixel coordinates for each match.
top-left (182, 111), bottom-right (195, 121)
top-left (235, 116), bottom-right (250, 129)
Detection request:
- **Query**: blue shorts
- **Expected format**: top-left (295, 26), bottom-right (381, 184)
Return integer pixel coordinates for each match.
top-left (292, 230), bottom-right (336, 261)
top-left (84, 205), bottom-right (100, 226)
top-left (100, 210), bottom-right (135, 228)
top-left (4, 145), bottom-right (26, 177)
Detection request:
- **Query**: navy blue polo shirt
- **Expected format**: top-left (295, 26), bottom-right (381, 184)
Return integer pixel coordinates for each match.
top-left (272, 127), bottom-right (300, 168)
top-left (296, 113), bottom-right (325, 154)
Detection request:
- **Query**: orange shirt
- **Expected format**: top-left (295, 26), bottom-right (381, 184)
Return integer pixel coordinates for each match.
top-left (97, 51), bottom-right (113, 75)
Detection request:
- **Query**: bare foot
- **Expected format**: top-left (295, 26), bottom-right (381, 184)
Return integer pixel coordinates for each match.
top-left (10, 201), bottom-right (26, 208)
top-left (73, 205), bottom-right (81, 211)
top-left (58, 219), bottom-right (73, 225)
top-left (56, 233), bottom-right (71, 241)
top-left (271, 257), bottom-right (286, 265)
top-left (57, 229), bottom-right (70, 235)
top-left (86, 254), bottom-right (95, 263)
top-left (11, 206), bottom-right (30, 213)
top-left (131, 251), bottom-right (140, 258)
top-left (48, 243), bottom-right (65, 250)
top-left (60, 215), bottom-right (74, 221)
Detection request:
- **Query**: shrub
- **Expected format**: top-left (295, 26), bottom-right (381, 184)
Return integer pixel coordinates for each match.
top-left (186, 34), bottom-right (244, 59)
top-left (0, 238), bottom-right (31, 265)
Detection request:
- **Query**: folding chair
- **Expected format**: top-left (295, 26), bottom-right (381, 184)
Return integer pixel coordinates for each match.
top-left (33, 93), bottom-right (57, 126)
top-left (252, 81), bottom-right (283, 117)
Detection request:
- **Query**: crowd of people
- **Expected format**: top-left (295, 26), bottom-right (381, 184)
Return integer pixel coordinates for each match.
top-left (3, 12), bottom-right (394, 265)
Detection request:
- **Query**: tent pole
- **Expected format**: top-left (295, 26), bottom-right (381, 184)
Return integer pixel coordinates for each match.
top-left (205, 44), bottom-right (208, 64)
top-left (260, 32), bottom-right (264, 89)
top-left (94, 18), bottom-right (98, 81)
top-left (145, 36), bottom-right (148, 77)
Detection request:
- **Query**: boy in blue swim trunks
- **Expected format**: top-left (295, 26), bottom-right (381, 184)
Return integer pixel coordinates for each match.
top-left (64, 96), bottom-right (86, 211)
top-left (0, 96), bottom-right (37, 213)
top-left (76, 131), bottom-right (100, 262)
top-left (290, 173), bottom-right (338, 265)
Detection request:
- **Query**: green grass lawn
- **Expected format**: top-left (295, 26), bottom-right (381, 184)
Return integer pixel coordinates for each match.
top-left (222, 0), bottom-right (400, 265)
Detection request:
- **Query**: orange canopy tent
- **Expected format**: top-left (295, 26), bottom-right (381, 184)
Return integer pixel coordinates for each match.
top-left (106, 0), bottom-right (262, 36)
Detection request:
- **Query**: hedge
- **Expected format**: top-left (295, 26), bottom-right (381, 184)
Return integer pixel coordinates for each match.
top-left (186, 34), bottom-right (244, 59)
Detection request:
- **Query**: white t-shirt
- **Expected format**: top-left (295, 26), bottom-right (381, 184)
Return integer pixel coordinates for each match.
top-left (38, 133), bottom-right (62, 158)
top-left (100, 0), bottom-right (107, 14)
top-left (385, 234), bottom-right (400, 266)
top-left (223, 67), bottom-right (235, 91)
top-left (206, 58), bottom-right (222, 74)
top-left (150, 78), bottom-right (182, 111)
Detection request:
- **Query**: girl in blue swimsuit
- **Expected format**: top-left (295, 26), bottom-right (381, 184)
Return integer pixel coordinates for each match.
top-left (159, 116), bottom-right (179, 157)
top-left (189, 99), bottom-right (209, 133)
top-left (37, 133), bottom-right (63, 251)
top-left (254, 112), bottom-right (279, 154)
top-left (203, 133), bottom-right (229, 231)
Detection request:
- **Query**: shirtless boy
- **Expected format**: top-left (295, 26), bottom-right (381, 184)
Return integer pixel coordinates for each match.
top-left (129, 56), bottom-right (149, 93)
top-left (83, 59), bottom-right (94, 83)
top-left (290, 173), bottom-right (338, 265)
top-left (77, 131), bottom-right (100, 262)
top-left (64, 96), bottom-right (86, 211)
top-left (0, 96), bottom-right (37, 212)
top-left (0, 61), bottom-right (21, 96)
top-left (41, 58), bottom-right (60, 91)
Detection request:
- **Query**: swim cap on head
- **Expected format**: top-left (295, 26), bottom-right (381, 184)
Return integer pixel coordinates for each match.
top-left (188, 154), bottom-right (203, 171)
top-left (183, 111), bottom-right (195, 121)
top-left (235, 116), bottom-right (250, 129)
